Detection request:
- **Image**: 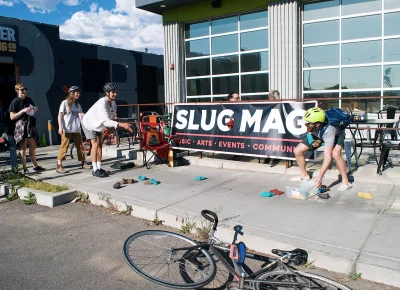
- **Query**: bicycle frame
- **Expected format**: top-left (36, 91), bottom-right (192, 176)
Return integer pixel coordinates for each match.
top-left (172, 231), bottom-right (313, 290)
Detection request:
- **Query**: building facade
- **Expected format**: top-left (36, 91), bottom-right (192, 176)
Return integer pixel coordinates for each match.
top-left (0, 17), bottom-right (164, 142)
top-left (137, 0), bottom-right (400, 112)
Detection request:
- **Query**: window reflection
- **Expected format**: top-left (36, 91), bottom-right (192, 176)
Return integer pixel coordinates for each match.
top-left (187, 78), bottom-right (211, 96)
top-left (385, 0), bottom-right (400, 10)
top-left (241, 51), bottom-right (269, 72)
top-left (383, 90), bottom-right (400, 108)
top-left (304, 44), bottom-right (339, 67)
top-left (185, 22), bottom-right (209, 39)
top-left (342, 0), bottom-right (382, 16)
top-left (212, 34), bottom-right (238, 55)
top-left (240, 11), bottom-right (268, 30)
top-left (186, 39), bottom-right (210, 58)
top-left (303, 69), bottom-right (339, 91)
top-left (385, 12), bottom-right (400, 36)
top-left (212, 55), bottom-right (239, 75)
top-left (212, 16), bottom-right (238, 35)
top-left (187, 97), bottom-right (212, 103)
top-left (342, 15), bottom-right (382, 40)
top-left (186, 58), bottom-right (210, 77)
top-left (241, 73), bottom-right (269, 93)
top-left (303, 0), bottom-right (339, 21)
top-left (304, 20), bottom-right (339, 44)
top-left (304, 93), bottom-right (339, 109)
top-left (212, 76), bottom-right (239, 95)
top-left (342, 66), bottom-right (381, 89)
top-left (384, 64), bottom-right (400, 88)
top-left (342, 91), bottom-right (381, 112)
top-left (384, 38), bottom-right (400, 62)
top-left (342, 40), bottom-right (381, 65)
top-left (240, 29), bottom-right (268, 51)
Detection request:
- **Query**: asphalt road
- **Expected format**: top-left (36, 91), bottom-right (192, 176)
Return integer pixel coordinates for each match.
top-left (0, 200), bottom-right (397, 290)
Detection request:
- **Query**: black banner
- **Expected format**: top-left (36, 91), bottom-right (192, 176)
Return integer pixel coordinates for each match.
top-left (171, 101), bottom-right (317, 160)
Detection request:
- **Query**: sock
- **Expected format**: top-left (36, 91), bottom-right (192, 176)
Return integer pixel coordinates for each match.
top-left (57, 160), bottom-right (61, 165)
top-left (92, 162), bottom-right (98, 172)
top-left (96, 162), bottom-right (101, 169)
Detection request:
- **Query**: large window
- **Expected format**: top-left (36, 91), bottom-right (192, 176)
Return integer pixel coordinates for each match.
top-left (185, 10), bottom-right (269, 102)
top-left (303, 0), bottom-right (400, 112)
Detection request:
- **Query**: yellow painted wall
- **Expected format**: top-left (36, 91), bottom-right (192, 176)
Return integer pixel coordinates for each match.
top-left (163, 0), bottom-right (274, 23)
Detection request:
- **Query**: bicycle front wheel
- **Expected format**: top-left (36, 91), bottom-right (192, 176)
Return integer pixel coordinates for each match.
top-left (255, 270), bottom-right (352, 290)
top-left (123, 230), bottom-right (216, 289)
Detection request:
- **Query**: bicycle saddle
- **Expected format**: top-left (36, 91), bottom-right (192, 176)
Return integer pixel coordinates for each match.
top-left (271, 248), bottom-right (308, 266)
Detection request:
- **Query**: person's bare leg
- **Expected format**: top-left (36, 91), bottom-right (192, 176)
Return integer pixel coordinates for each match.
top-left (18, 139), bottom-right (28, 169)
top-left (27, 138), bottom-right (39, 168)
top-left (90, 139), bottom-right (98, 165)
top-left (293, 143), bottom-right (310, 178)
top-left (332, 145), bottom-right (349, 184)
top-left (97, 137), bottom-right (102, 162)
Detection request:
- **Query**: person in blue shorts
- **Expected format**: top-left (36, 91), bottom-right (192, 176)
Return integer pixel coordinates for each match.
top-left (291, 107), bottom-right (352, 192)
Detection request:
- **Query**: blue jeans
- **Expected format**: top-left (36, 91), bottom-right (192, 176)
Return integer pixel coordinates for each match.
top-left (7, 135), bottom-right (18, 170)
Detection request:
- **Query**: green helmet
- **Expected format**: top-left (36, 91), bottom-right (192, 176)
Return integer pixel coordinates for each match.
top-left (303, 107), bottom-right (326, 123)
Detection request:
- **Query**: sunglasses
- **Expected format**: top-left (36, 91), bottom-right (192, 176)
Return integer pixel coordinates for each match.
top-left (19, 88), bottom-right (28, 91)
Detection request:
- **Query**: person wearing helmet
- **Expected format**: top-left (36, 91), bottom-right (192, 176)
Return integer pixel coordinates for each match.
top-left (56, 86), bottom-right (90, 173)
top-left (81, 83), bottom-right (133, 178)
top-left (291, 107), bottom-right (352, 192)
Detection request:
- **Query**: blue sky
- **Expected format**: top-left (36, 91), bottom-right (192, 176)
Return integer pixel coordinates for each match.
top-left (0, 0), bottom-right (164, 54)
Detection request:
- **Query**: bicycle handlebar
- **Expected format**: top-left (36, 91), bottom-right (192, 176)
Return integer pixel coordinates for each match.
top-left (201, 210), bottom-right (218, 231)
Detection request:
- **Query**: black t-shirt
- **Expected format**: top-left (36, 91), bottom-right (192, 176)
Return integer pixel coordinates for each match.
top-left (7, 97), bottom-right (35, 136)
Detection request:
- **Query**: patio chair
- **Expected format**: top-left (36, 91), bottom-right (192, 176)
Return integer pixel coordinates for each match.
top-left (377, 141), bottom-right (400, 175)
top-left (138, 121), bottom-right (179, 169)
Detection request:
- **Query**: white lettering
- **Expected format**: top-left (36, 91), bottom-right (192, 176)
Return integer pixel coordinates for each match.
top-left (200, 109), bottom-right (216, 131)
top-left (240, 110), bottom-right (263, 132)
top-left (261, 109), bottom-right (285, 133)
top-left (175, 110), bottom-right (188, 130)
top-left (188, 110), bottom-right (199, 130)
top-left (286, 109), bottom-right (307, 136)
top-left (0, 27), bottom-right (16, 42)
top-left (217, 109), bottom-right (234, 132)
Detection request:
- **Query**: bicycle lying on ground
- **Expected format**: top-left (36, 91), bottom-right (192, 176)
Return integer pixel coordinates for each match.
top-left (123, 210), bottom-right (352, 290)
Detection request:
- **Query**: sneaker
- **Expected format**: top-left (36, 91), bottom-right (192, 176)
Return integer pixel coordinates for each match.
top-left (92, 169), bottom-right (107, 178)
top-left (23, 168), bottom-right (30, 175)
top-left (290, 175), bottom-right (311, 181)
top-left (33, 166), bottom-right (46, 171)
top-left (56, 165), bottom-right (66, 174)
top-left (337, 183), bottom-right (353, 192)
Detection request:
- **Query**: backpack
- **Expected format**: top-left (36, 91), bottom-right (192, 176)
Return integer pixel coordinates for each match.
top-left (324, 107), bottom-right (351, 128)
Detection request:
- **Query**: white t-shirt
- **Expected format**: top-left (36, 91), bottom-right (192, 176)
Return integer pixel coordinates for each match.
top-left (59, 100), bottom-right (83, 133)
top-left (82, 97), bottom-right (118, 132)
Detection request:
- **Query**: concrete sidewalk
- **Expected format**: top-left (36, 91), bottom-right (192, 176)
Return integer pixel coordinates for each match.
top-left (1, 145), bottom-right (400, 287)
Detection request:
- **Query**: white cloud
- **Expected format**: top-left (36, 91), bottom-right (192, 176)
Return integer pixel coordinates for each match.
top-left (18, 0), bottom-right (80, 13)
top-left (0, 0), bottom-right (14, 6)
top-left (63, 0), bottom-right (80, 6)
top-left (59, 1), bottom-right (164, 54)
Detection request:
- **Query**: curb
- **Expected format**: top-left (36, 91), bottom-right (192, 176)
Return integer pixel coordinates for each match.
top-left (55, 184), bottom-right (400, 288)
top-left (1, 184), bottom-right (77, 208)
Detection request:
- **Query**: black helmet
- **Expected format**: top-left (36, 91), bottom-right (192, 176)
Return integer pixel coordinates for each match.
top-left (68, 86), bottom-right (80, 94)
top-left (103, 83), bottom-right (118, 93)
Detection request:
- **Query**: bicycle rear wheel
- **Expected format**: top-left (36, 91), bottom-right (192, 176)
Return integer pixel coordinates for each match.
top-left (123, 230), bottom-right (216, 289)
top-left (255, 270), bottom-right (352, 290)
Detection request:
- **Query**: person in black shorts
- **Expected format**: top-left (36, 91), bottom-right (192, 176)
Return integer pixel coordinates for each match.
top-left (291, 107), bottom-right (352, 192)
top-left (9, 83), bottom-right (45, 175)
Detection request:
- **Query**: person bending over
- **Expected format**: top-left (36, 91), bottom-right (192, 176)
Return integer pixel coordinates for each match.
top-left (291, 107), bottom-right (352, 192)
top-left (81, 83), bottom-right (133, 178)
